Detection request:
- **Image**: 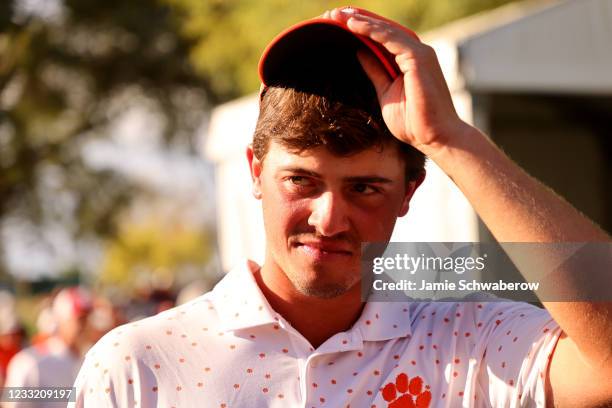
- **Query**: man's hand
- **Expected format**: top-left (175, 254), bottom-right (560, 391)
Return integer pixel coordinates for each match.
top-left (327, 8), bottom-right (471, 157)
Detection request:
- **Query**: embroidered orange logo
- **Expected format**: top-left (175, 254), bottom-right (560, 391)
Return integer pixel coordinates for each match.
top-left (382, 373), bottom-right (431, 408)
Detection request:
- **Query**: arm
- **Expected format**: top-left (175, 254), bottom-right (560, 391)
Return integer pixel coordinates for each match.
top-left (431, 123), bottom-right (612, 407)
top-left (329, 7), bottom-right (612, 406)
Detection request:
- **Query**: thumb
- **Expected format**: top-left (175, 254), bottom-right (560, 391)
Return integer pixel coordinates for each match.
top-left (356, 49), bottom-right (392, 103)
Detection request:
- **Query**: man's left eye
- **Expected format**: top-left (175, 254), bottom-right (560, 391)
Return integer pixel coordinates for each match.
top-left (289, 176), bottom-right (310, 186)
top-left (352, 183), bottom-right (377, 194)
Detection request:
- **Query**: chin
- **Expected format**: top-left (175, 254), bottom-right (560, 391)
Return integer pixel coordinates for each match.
top-left (296, 282), bottom-right (351, 299)
top-left (286, 261), bottom-right (361, 299)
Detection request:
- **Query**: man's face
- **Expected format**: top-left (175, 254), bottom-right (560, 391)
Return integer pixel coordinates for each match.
top-left (58, 312), bottom-right (89, 349)
top-left (248, 141), bottom-right (420, 298)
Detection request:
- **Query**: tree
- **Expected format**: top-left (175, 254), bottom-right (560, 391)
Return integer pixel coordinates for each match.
top-left (0, 0), bottom-right (210, 279)
top-left (162, 0), bottom-right (516, 98)
top-left (0, 0), bottom-right (516, 281)
top-left (98, 218), bottom-right (212, 293)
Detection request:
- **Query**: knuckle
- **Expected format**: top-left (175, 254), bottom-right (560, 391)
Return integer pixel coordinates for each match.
top-left (372, 30), bottom-right (389, 43)
top-left (373, 26), bottom-right (394, 43)
top-left (420, 44), bottom-right (437, 58)
top-left (403, 44), bottom-right (435, 61)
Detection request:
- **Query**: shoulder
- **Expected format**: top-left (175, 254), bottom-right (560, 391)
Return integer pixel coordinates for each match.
top-left (86, 293), bottom-right (219, 366)
top-left (406, 298), bottom-right (555, 348)
top-left (7, 347), bottom-right (39, 369)
top-left (409, 296), bottom-right (552, 325)
top-left (5, 347), bottom-right (41, 387)
top-left (72, 292), bottom-right (223, 406)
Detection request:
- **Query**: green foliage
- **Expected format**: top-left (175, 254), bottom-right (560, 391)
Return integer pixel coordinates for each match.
top-left (0, 0), bottom-right (515, 281)
top-left (98, 219), bottom-right (211, 292)
top-left (0, 0), bottom-right (209, 278)
top-left (162, 0), bottom-right (516, 99)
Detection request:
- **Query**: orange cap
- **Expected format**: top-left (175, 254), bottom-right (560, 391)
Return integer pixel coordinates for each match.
top-left (258, 6), bottom-right (419, 88)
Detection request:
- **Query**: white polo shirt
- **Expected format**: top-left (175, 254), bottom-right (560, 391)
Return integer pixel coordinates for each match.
top-left (71, 260), bottom-right (561, 407)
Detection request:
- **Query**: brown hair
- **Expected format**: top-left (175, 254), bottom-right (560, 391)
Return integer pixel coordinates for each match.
top-left (253, 85), bottom-right (425, 182)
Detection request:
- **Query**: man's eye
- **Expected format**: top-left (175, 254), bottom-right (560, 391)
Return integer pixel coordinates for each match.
top-left (288, 176), bottom-right (311, 186)
top-left (352, 183), bottom-right (377, 194)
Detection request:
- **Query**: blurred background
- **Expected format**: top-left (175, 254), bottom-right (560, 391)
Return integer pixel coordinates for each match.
top-left (0, 0), bottom-right (610, 394)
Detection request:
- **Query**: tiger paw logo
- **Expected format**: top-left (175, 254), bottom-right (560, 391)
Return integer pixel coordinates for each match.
top-left (382, 373), bottom-right (431, 408)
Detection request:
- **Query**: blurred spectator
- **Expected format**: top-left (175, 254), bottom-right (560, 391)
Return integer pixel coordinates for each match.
top-left (29, 305), bottom-right (56, 348)
top-left (123, 287), bottom-right (176, 322)
top-left (176, 279), bottom-right (209, 305)
top-left (4, 287), bottom-right (92, 405)
top-left (152, 288), bottom-right (175, 315)
top-left (0, 291), bottom-right (25, 387)
top-left (85, 295), bottom-right (122, 346)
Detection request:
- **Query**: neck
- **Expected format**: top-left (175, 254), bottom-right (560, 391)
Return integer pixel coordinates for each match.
top-left (253, 260), bottom-right (364, 349)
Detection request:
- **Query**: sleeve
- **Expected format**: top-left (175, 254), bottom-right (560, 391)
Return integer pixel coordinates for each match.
top-left (68, 329), bottom-right (138, 408)
top-left (69, 345), bottom-right (114, 407)
top-left (474, 301), bottom-right (561, 407)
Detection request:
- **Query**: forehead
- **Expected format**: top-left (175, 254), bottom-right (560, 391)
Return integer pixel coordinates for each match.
top-left (263, 141), bottom-right (405, 178)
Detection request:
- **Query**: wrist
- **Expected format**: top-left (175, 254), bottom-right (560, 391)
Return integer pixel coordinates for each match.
top-left (427, 123), bottom-right (495, 181)
top-left (417, 121), bottom-right (481, 160)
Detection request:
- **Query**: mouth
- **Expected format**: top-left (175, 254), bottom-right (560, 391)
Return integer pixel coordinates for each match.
top-left (294, 241), bottom-right (354, 259)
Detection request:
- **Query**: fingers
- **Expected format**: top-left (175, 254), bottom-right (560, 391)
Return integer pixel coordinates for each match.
top-left (356, 50), bottom-right (391, 102)
top-left (329, 7), bottom-right (351, 24)
top-left (346, 14), bottom-right (419, 56)
top-left (321, 8), bottom-right (350, 20)
top-left (327, 8), bottom-right (425, 65)
top-left (330, 8), bottom-right (419, 40)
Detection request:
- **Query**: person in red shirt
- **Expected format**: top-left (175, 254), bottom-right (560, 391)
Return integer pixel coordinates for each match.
top-left (0, 291), bottom-right (24, 387)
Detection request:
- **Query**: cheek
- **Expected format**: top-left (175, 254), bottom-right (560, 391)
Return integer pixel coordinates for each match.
top-left (260, 180), bottom-right (307, 236)
top-left (353, 195), bottom-right (406, 240)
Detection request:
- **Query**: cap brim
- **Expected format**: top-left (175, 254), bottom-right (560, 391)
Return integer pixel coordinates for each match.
top-left (258, 18), bottom-right (401, 88)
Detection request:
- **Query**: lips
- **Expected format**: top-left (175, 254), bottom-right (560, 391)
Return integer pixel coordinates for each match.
top-left (295, 241), bottom-right (353, 255)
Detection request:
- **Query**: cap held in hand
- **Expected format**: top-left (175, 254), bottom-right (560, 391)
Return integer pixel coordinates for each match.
top-left (258, 6), bottom-right (419, 90)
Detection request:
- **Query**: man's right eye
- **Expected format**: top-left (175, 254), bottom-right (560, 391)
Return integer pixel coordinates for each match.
top-left (288, 176), bottom-right (310, 186)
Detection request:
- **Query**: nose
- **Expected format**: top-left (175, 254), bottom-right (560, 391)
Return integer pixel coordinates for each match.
top-left (307, 191), bottom-right (351, 237)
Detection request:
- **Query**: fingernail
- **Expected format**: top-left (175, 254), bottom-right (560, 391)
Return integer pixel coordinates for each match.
top-left (341, 7), bottom-right (356, 14)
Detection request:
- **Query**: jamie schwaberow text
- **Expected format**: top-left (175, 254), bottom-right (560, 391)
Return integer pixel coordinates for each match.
top-left (372, 279), bottom-right (540, 292)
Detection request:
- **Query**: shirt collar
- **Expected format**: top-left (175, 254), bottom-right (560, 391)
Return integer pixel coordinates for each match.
top-left (213, 260), bottom-right (413, 342)
top-left (213, 260), bottom-right (280, 332)
top-left (353, 300), bottom-right (413, 342)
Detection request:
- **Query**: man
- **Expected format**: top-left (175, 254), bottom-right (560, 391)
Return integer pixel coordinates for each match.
top-left (5, 287), bottom-right (92, 407)
top-left (71, 7), bottom-right (611, 407)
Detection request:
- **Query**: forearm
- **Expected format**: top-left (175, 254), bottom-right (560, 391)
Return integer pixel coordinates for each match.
top-left (430, 124), bottom-right (609, 243)
top-left (429, 124), bottom-right (612, 370)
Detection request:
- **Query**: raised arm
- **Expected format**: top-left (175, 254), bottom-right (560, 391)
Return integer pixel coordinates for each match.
top-left (328, 7), bottom-right (612, 407)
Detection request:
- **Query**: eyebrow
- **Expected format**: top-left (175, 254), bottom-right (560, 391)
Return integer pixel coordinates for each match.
top-left (278, 167), bottom-right (395, 184)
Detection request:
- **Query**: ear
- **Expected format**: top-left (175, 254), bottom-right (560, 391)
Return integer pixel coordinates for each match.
top-left (398, 170), bottom-right (426, 217)
top-left (246, 145), bottom-right (263, 200)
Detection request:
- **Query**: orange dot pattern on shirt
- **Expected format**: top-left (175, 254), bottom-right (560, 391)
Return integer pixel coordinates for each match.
top-left (78, 293), bottom-right (559, 407)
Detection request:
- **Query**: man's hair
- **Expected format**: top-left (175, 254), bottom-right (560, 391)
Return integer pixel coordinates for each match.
top-left (252, 81), bottom-right (426, 182)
